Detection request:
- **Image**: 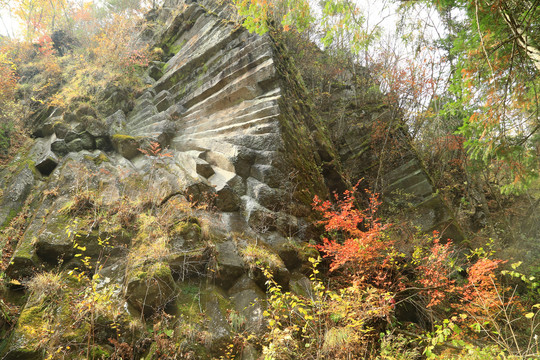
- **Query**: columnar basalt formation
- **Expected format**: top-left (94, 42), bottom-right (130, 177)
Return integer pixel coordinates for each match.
top-left (318, 70), bottom-right (463, 240)
top-left (0, 0), bottom-right (461, 357)
top-left (332, 109), bottom-right (463, 240)
top-left (0, 1), bottom-right (339, 357)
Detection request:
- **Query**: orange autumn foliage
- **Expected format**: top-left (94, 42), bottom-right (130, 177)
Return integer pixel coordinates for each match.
top-left (313, 186), bottom-right (394, 288)
top-left (460, 257), bottom-right (508, 318)
top-left (415, 233), bottom-right (457, 307)
top-left (313, 186), bottom-right (514, 335)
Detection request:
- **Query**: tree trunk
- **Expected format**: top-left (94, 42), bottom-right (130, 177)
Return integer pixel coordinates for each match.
top-left (499, 1), bottom-right (540, 72)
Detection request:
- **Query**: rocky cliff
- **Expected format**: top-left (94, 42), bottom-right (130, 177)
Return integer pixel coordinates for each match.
top-left (0, 1), bottom-right (343, 358)
top-left (0, 0), bottom-right (461, 358)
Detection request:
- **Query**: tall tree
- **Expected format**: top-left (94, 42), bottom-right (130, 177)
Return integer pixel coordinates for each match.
top-left (420, 0), bottom-right (540, 193)
top-left (11, 0), bottom-right (71, 39)
top-left (233, 0), bottom-right (379, 54)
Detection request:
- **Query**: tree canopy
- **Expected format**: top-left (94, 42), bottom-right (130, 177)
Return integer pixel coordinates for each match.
top-left (235, 0), bottom-right (539, 194)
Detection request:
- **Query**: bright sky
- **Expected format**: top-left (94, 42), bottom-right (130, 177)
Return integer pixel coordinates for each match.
top-left (0, 1), bottom-right (411, 37)
top-left (0, 0), bottom-right (161, 38)
top-left (0, 1), bottom-right (438, 40)
top-left (0, 7), bottom-right (17, 38)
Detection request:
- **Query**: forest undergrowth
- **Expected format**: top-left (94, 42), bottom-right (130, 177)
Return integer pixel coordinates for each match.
top-left (252, 185), bottom-right (540, 359)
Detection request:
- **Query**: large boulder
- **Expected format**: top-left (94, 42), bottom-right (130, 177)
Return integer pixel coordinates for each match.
top-left (229, 275), bottom-right (266, 334)
top-left (126, 261), bottom-right (176, 314)
top-left (111, 134), bottom-right (142, 160)
top-left (0, 165), bottom-right (35, 227)
top-left (214, 240), bottom-right (245, 289)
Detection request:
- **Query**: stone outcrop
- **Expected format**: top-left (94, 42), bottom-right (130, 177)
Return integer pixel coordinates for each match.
top-left (318, 67), bottom-right (463, 241)
top-left (0, 0), bottom-right (340, 358)
top-left (0, 0), bottom-right (463, 357)
top-left (333, 109), bottom-right (463, 239)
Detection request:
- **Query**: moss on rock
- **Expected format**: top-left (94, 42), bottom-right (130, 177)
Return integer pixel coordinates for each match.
top-left (126, 261), bottom-right (176, 314)
top-left (111, 134), bottom-right (142, 160)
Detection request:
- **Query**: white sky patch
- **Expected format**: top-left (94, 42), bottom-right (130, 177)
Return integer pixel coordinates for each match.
top-left (0, 6), bottom-right (18, 38)
top-left (0, 0), bottom-right (158, 39)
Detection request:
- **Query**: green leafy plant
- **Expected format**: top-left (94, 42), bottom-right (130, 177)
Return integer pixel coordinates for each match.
top-left (258, 256), bottom-right (393, 359)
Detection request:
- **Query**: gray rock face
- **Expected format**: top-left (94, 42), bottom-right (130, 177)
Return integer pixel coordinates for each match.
top-left (106, 110), bottom-right (127, 135)
top-left (51, 139), bottom-right (68, 156)
top-left (34, 207), bottom-right (75, 264)
top-left (215, 241), bottom-right (245, 289)
top-left (53, 121), bottom-right (70, 138)
top-left (202, 284), bottom-right (233, 353)
top-left (229, 275), bottom-right (266, 334)
top-left (289, 272), bottom-right (313, 298)
top-left (326, 86), bottom-right (463, 240)
top-left (108, 0), bottom-right (315, 225)
top-left (383, 159), bottom-right (463, 240)
top-left (111, 135), bottom-right (141, 159)
top-left (385, 159), bottom-right (433, 202)
top-left (4, 256), bottom-right (36, 280)
top-left (35, 232), bottom-right (73, 264)
top-left (5, 197), bottom-right (54, 279)
top-left (94, 136), bottom-right (112, 151)
top-left (210, 168), bottom-right (242, 212)
top-left (31, 137), bottom-right (59, 176)
top-left (126, 262), bottom-right (177, 313)
top-left (66, 138), bottom-right (85, 153)
top-left (35, 153), bottom-right (58, 175)
top-left (195, 158), bottom-right (214, 178)
top-left (15, 0), bottom-right (332, 245)
top-left (85, 118), bottom-right (109, 138)
top-left (0, 166), bottom-right (35, 227)
top-left (1, 0), bottom-right (454, 356)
